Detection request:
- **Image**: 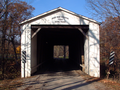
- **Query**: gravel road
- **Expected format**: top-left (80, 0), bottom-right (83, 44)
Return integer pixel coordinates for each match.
top-left (16, 70), bottom-right (111, 90)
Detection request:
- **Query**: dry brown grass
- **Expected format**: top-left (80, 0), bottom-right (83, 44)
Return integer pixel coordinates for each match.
top-left (0, 77), bottom-right (23, 90)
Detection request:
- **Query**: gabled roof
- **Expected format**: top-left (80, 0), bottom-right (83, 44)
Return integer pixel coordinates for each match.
top-left (20, 7), bottom-right (100, 25)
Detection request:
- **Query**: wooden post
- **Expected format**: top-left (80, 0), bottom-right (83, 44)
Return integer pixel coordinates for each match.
top-left (32, 28), bottom-right (41, 39)
top-left (64, 45), bottom-right (66, 59)
top-left (78, 28), bottom-right (88, 39)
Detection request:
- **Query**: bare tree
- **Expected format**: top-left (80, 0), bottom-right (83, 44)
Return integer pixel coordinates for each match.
top-left (86, 0), bottom-right (120, 21)
top-left (100, 16), bottom-right (120, 79)
top-left (0, 0), bottom-right (34, 79)
top-left (0, 0), bottom-right (9, 79)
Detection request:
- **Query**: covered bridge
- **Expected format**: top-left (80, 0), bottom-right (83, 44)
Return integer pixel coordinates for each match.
top-left (20, 7), bottom-right (100, 78)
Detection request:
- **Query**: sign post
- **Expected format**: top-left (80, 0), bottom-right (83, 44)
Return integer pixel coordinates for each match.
top-left (22, 51), bottom-right (26, 78)
top-left (109, 51), bottom-right (115, 65)
top-left (107, 51), bottom-right (115, 79)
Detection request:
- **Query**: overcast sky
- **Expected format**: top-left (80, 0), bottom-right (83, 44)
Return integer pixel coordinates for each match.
top-left (24, 0), bottom-right (94, 20)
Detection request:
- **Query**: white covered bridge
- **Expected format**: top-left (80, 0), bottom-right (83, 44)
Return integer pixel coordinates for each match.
top-left (20, 7), bottom-right (100, 78)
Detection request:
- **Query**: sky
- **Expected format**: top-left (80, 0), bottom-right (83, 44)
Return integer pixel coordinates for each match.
top-left (24, 0), bottom-right (94, 20)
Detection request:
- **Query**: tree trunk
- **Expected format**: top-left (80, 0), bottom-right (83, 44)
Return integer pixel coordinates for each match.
top-left (1, 37), bottom-right (5, 79)
top-left (11, 39), bottom-right (18, 63)
top-left (1, 0), bottom-right (9, 79)
top-left (64, 45), bottom-right (66, 59)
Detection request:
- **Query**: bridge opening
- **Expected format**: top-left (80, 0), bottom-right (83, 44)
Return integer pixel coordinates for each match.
top-left (31, 25), bottom-right (88, 75)
top-left (53, 45), bottom-right (69, 59)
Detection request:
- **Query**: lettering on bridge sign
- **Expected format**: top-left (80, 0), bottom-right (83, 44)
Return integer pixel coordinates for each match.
top-left (52, 16), bottom-right (69, 23)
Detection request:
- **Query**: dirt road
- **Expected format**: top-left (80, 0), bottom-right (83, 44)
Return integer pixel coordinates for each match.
top-left (14, 70), bottom-right (112, 90)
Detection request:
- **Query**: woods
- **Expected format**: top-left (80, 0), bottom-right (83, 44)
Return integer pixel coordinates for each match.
top-left (86, 0), bottom-right (120, 81)
top-left (0, 0), bottom-right (34, 79)
top-left (100, 17), bottom-right (120, 80)
top-left (54, 45), bottom-right (69, 59)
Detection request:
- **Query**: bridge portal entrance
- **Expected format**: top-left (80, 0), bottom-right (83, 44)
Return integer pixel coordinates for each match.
top-left (31, 25), bottom-right (88, 74)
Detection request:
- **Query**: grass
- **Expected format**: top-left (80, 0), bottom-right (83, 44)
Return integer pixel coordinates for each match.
top-left (103, 80), bottom-right (120, 90)
top-left (54, 56), bottom-right (69, 59)
top-left (58, 56), bottom-right (64, 58)
top-left (0, 77), bottom-right (23, 90)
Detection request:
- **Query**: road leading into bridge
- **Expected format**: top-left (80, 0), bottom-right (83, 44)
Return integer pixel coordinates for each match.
top-left (17, 70), bottom-right (112, 90)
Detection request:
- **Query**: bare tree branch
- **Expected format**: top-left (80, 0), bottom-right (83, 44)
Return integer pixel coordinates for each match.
top-left (86, 0), bottom-right (120, 21)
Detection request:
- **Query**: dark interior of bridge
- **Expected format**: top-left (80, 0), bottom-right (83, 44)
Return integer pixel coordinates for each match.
top-left (33, 27), bottom-right (87, 74)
